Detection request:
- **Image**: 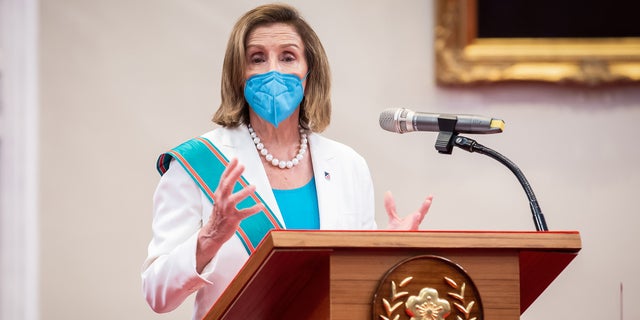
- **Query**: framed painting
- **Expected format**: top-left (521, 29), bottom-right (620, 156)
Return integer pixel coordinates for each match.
top-left (435, 0), bottom-right (640, 85)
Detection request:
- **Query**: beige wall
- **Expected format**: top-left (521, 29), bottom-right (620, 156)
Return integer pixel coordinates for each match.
top-left (39, 0), bottom-right (640, 319)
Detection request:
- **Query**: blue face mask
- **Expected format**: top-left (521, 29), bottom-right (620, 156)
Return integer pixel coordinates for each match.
top-left (244, 70), bottom-right (306, 128)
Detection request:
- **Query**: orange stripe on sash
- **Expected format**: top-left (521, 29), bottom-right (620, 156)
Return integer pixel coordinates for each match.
top-left (167, 150), bottom-right (216, 200)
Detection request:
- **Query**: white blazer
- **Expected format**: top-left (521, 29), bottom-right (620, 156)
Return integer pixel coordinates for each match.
top-left (142, 125), bottom-right (376, 319)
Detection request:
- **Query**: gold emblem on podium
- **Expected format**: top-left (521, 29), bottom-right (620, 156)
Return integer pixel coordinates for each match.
top-left (372, 255), bottom-right (483, 320)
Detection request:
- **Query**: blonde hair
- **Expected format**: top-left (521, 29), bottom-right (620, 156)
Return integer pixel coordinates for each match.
top-left (213, 3), bottom-right (332, 132)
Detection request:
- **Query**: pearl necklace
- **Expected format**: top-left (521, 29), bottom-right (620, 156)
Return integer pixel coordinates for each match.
top-left (248, 124), bottom-right (308, 169)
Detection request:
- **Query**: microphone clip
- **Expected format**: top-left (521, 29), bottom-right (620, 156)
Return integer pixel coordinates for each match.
top-left (434, 115), bottom-right (459, 154)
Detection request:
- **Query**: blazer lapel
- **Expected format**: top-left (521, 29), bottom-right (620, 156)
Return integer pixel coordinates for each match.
top-left (309, 133), bottom-right (339, 229)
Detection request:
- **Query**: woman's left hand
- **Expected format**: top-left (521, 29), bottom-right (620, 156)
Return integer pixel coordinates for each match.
top-left (385, 191), bottom-right (433, 230)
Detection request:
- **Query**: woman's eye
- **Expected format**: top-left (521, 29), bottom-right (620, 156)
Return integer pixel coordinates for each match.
top-left (249, 54), bottom-right (265, 64)
top-left (281, 53), bottom-right (296, 62)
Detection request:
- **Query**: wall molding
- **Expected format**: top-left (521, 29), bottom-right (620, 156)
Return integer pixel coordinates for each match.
top-left (0, 0), bottom-right (39, 319)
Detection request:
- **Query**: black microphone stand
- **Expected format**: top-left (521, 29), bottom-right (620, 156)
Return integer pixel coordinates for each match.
top-left (434, 117), bottom-right (549, 231)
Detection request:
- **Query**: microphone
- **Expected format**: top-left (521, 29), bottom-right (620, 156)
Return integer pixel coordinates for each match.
top-left (379, 108), bottom-right (505, 134)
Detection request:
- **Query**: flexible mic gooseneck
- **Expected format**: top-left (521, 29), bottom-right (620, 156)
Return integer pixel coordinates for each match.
top-left (454, 136), bottom-right (548, 231)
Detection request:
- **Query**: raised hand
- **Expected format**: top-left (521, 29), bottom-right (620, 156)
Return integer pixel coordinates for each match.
top-left (196, 158), bottom-right (265, 273)
top-left (384, 191), bottom-right (433, 230)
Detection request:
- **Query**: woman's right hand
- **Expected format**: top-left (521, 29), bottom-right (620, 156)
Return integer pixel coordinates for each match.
top-left (195, 158), bottom-right (265, 273)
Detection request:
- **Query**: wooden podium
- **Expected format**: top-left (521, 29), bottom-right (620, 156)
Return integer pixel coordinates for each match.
top-left (203, 230), bottom-right (581, 320)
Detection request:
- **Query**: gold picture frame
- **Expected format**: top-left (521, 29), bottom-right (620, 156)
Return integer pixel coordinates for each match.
top-left (435, 0), bottom-right (640, 85)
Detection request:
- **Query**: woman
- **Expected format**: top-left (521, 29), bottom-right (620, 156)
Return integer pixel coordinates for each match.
top-left (142, 4), bottom-right (433, 319)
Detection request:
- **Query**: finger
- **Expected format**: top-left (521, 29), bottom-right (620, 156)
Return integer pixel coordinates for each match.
top-left (228, 184), bottom-right (256, 205)
top-left (223, 163), bottom-right (244, 187)
top-left (384, 191), bottom-right (399, 220)
top-left (218, 161), bottom-right (245, 196)
top-left (406, 195), bottom-right (433, 230)
top-left (219, 158), bottom-right (239, 182)
top-left (416, 195), bottom-right (434, 221)
top-left (236, 203), bottom-right (266, 220)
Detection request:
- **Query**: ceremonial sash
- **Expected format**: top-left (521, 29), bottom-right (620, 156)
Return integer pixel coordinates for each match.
top-left (156, 137), bottom-right (282, 255)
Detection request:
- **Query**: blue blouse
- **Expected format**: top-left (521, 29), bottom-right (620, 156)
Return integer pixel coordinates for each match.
top-left (272, 177), bottom-right (320, 230)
